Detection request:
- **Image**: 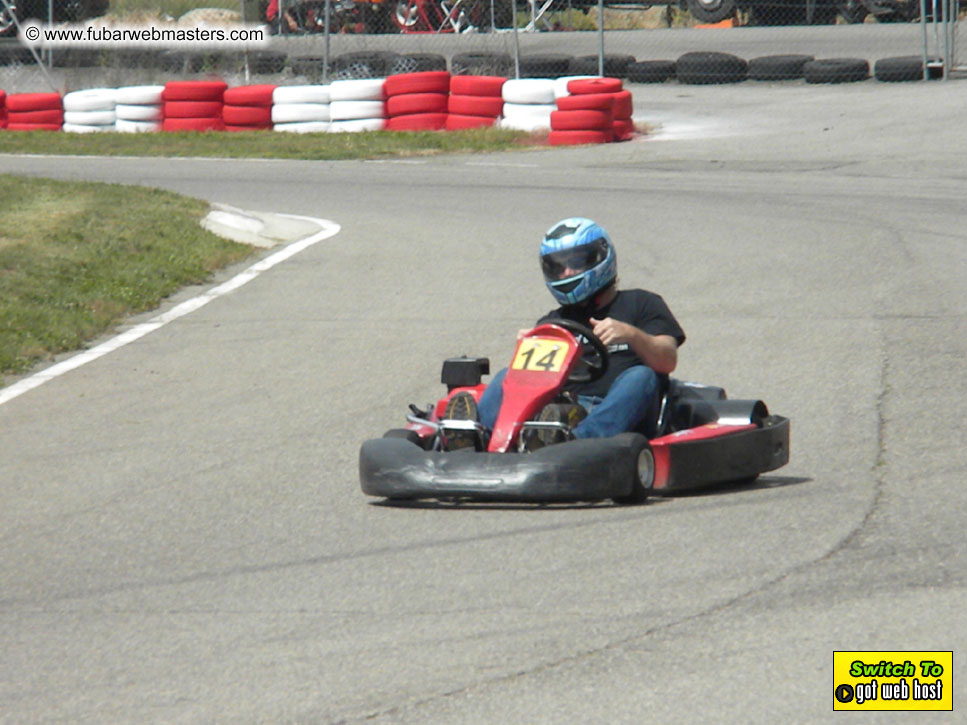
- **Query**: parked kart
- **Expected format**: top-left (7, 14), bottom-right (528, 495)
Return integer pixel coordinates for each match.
top-left (359, 320), bottom-right (789, 504)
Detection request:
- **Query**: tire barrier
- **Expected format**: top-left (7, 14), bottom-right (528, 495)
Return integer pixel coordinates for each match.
top-left (873, 55), bottom-right (925, 82)
top-left (223, 84), bottom-right (276, 132)
top-left (569, 54), bottom-right (637, 79)
top-left (385, 71), bottom-right (450, 131)
top-left (162, 80), bottom-right (227, 132)
top-left (748, 54), bottom-right (815, 81)
top-left (115, 85), bottom-right (163, 133)
top-left (0, 76), bottom-right (641, 145)
top-left (5, 92), bottom-right (63, 131)
top-left (676, 51), bottom-right (748, 84)
top-left (626, 60), bottom-right (677, 84)
top-left (518, 54), bottom-right (573, 79)
top-left (446, 74), bottom-right (503, 130)
top-left (451, 52), bottom-right (512, 77)
top-left (62, 88), bottom-right (117, 134)
top-left (550, 77), bottom-right (636, 146)
top-left (803, 58), bottom-right (870, 84)
top-left (498, 78), bottom-right (556, 132)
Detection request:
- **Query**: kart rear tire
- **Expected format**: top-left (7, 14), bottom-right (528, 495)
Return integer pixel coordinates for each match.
top-left (612, 433), bottom-right (654, 505)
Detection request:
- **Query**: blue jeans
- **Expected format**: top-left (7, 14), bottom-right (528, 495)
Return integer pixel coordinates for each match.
top-left (477, 364), bottom-right (661, 439)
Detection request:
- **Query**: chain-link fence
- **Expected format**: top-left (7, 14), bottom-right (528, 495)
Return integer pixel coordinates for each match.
top-left (0, 0), bottom-right (962, 93)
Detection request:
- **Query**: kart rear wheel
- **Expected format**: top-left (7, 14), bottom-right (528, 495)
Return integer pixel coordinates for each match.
top-left (612, 434), bottom-right (654, 505)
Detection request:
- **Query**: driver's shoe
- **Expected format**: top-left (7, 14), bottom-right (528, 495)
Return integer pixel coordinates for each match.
top-left (521, 402), bottom-right (587, 451)
top-left (443, 392), bottom-right (480, 451)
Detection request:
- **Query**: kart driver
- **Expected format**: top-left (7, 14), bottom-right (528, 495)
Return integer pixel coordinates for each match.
top-left (447, 217), bottom-right (685, 447)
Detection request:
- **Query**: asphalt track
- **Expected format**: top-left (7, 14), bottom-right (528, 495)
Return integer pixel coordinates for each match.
top-left (1, 81), bottom-right (965, 722)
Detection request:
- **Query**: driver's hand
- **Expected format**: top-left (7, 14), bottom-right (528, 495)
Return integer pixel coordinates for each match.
top-left (589, 317), bottom-right (633, 346)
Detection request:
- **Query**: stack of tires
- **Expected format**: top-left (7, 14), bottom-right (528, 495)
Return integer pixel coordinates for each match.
top-left (162, 80), bottom-right (227, 132)
top-left (62, 88), bottom-right (116, 134)
top-left (0, 91), bottom-right (7, 130)
top-left (5, 93), bottom-right (63, 131)
top-left (446, 75), bottom-right (504, 130)
top-left (115, 85), bottom-right (164, 133)
top-left (272, 85), bottom-right (330, 133)
top-left (329, 78), bottom-right (386, 133)
top-left (498, 79), bottom-right (556, 132)
top-left (222, 84), bottom-right (275, 132)
top-left (384, 71), bottom-right (450, 132)
top-left (551, 78), bottom-right (633, 146)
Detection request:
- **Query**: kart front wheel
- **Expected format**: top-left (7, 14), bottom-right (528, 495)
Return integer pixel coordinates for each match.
top-left (612, 434), bottom-right (654, 505)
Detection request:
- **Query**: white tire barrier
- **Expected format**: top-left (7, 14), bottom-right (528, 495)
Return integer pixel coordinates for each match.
top-left (64, 109), bottom-right (116, 126)
top-left (272, 85), bottom-right (331, 104)
top-left (501, 78), bottom-right (556, 105)
top-left (273, 121), bottom-right (331, 133)
top-left (271, 102), bottom-right (331, 124)
top-left (115, 103), bottom-right (163, 121)
top-left (329, 78), bottom-right (385, 102)
top-left (62, 88), bottom-right (117, 112)
top-left (498, 102), bottom-right (555, 131)
top-left (329, 100), bottom-right (385, 122)
top-left (63, 122), bottom-right (114, 133)
top-left (114, 85), bottom-right (164, 105)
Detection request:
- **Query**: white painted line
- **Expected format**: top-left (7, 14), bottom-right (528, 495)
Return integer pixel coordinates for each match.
top-left (0, 214), bottom-right (341, 408)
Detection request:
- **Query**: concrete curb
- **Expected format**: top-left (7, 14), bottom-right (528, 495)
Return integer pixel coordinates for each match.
top-left (201, 203), bottom-right (324, 248)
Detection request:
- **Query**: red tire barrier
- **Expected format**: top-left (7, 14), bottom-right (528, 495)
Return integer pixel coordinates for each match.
top-left (548, 129), bottom-right (613, 146)
top-left (449, 75), bottom-right (505, 96)
top-left (222, 105), bottom-right (273, 126)
top-left (385, 113), bottom-right (448, 131)
top-left (6, 92), bottom-right (62, 112)
top-left (223, 84), bottom-right (276, 106)
top-left (613, 118), bottom-right (636, 142)
top-left (385, 92), bottom-right (448, 116)
top-left (384, 71), bottom-right (450, 96)
top-left (7, 123), bottom-right (64, 131)
top-left (162, 80), bottom-right (227, 102)
top-left (447, 94), bottom-right (504, 117)
top-left (612, 90), bottom-right (633, 119)
top-left (6, 108), bottom-right (64, 125)
top-left (162, 117), bottom-right (225, 132)
top-left (0, 90), bottom-right (6, 129)
top-left (445, 113), bottom-right (497, 130)
top-left (556, 93), bottom-right (614, 112)
top-left (163, 101), bottom-right (224, 118)
top-left (550, 109), bottom-right (613, 132)
top-left (566, 77), bottom-right (622, 95)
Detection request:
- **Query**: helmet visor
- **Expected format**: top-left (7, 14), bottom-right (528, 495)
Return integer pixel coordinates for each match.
top-left (541, 238), bottom-right (610, 282)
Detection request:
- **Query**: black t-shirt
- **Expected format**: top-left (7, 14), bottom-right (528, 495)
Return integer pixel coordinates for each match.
top-left (538, 289), bottom-right (686, 398)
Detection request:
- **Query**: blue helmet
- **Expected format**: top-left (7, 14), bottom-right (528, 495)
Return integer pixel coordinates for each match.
top-left (539, 218), bottom-right (616, 306)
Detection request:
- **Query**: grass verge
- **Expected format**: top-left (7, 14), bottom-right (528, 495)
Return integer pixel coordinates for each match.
top-left (0, 127), bottom-right (540, 160)
top-left (0, 174), bottom-right (255, 383)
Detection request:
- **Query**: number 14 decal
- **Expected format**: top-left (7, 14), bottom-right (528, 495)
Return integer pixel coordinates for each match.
top-left (512, 339), bottom-right (565, 372)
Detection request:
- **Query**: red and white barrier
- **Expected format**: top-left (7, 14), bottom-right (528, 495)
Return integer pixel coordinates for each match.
top-left (0, 74), bottom-right (635, 144)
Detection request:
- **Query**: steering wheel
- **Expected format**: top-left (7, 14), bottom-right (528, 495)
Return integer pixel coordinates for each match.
top-left (546, 318), bottom-right (609, 384)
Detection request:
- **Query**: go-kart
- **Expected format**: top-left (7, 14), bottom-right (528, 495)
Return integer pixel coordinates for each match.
top-left (359, 321), bottom-right (789, 504)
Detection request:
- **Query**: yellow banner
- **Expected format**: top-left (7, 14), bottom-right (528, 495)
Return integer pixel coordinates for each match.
top-left (833, 651), bottom-right (952, 711)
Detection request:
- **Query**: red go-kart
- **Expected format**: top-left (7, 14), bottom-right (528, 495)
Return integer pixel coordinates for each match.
top-left (359, 320), bottom-right (789, 504)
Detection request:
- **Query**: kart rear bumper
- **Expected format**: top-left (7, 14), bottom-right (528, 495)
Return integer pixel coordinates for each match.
top-left (359, 436), bottom-right (639, 503)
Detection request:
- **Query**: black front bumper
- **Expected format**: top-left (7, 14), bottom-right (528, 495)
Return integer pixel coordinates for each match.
top-left (359, 436), bottom-right (641, 503)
